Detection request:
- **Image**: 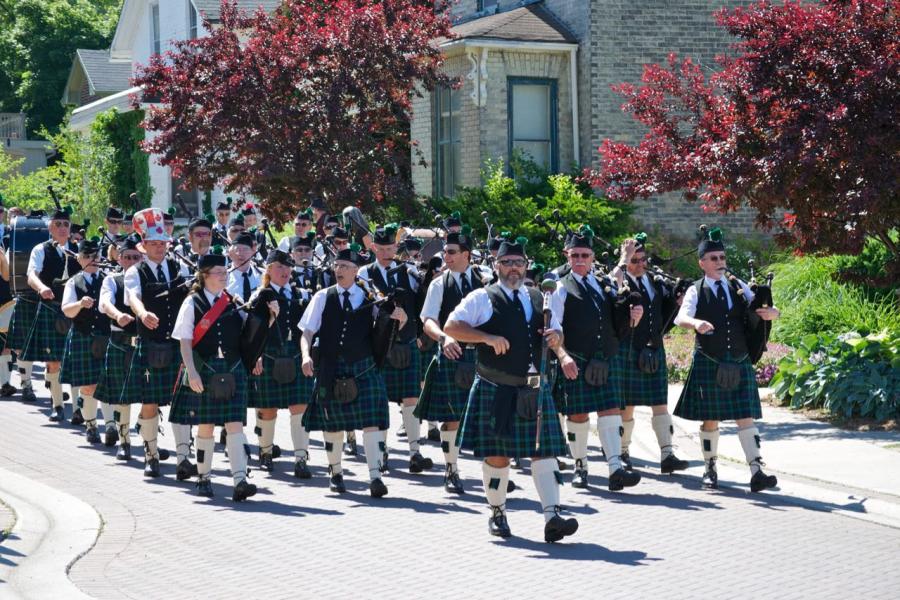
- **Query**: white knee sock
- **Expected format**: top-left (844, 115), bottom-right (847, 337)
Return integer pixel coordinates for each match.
top-left (652, 414), bottom-right (675, 460)
top-left (439, 428), bottom-right (460, 474)
top-left (596, 414), bottom-right (624, 474)
top-left (225, 431), bottom-right (250, 485)
top-left (323, 431), bottom-right (344, 475)
top-left (18, 360), bottom-right (33, 388)
top-left (400, 404), bottom-right (420, 454)
top-left (115, 404), bottom-right (131, 445)
top-left (81, 393), bottom-right (98, 428)
top-left (290, 412), bottom-right (310, 461)
top-left (138, 414), bottom-right (160, 460)
top-left (363, 430), bottom-right (384, 481)
top-left (700, 428), bottom-right (719, 462)
top-left (100, 402), bottom-right (115, 426)
top-left (566, 419), bottom-right (590, 468)
top-left (481, 462), bottom-right (509, 511)
top-left (531, 458), bottom-right (562, 522)
top-left (196, 436), bottom-right (214, 479)
top-left (255, 416), bottom-right (276, 457)
top-left (621, 418), bottom-right (635, 454)
top-left (738, 426), bottom-right (764, 475)
top-left (46, 370), bottom-right (63, 408)
top-left (0, 354), bottom-right (10, 386)
top-left (173, 423), bottom-right (193, 463)
top-left (558, 413), bottom-right (567, 439)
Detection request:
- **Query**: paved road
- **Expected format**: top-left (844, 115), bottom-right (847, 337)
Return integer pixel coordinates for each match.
top-left (1, 388), bottom-right (899, 600)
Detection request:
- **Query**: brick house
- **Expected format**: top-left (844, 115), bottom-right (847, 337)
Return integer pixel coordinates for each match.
top-left (411, 0), bottom-right (760, 237)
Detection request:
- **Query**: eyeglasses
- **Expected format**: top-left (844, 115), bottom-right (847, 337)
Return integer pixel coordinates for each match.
top-left (208, 268), bottom-right (228, 276)
top-left (333, 241), bottom-right (349, 247)
top-left (334, 263), bottom-right (356, 270)
top-left (107, 219), bottom-right (122, 225)
top-left (120, 253), bottom-right (142, 261)
top-left (192, 231), bottom-right (211, 238)
top-left (498, 259), bottom-right (527, 268)
top-left (324, 224), bottom-right (337, 230)
top-left (630, 257), bottom-right (648, 264)
top-left (444, 248), bottom-right (461, 256)
top-left (706, 254), bottom-right (727, 262)
top-left (51, 220), bottom-right (70, 228)
top-left (569, 252), bottom-right (593, 259)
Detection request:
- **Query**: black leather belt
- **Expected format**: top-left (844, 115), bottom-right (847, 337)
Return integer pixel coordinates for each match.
top-left (475, 365), bottom-right (528, 387)
top-left (110, 331), bottom-right (136, 345)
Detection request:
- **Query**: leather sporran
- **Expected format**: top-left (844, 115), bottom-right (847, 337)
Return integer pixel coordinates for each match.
top-left (515, 385), bottom-right (540, 420)
top-left (637, 347), bottom-right (660, 374)
top-left (144, 341), bottom-right (174, 369)
top-left (453, 362), bottom-right (476, 391)
top-left (54, 316), bottom-right (70, 335)
top-left (584, 359), bottom-right (610, 387)
top-left (333, 377), bottom-right (358, 404)
top-left (207, 372), bottom-right (236, 402)
top-left (90, 335), bottom-right (109, 360)
top-left (271, 357), bottom-right (297, 385)
top-left (386, 342), bottom-right (411, 370)
top-left (715, 362), bottom-right (741, 391)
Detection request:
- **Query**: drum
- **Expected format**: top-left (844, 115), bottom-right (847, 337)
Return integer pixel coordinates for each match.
top-left (9, 216), bottom-right (49, 295)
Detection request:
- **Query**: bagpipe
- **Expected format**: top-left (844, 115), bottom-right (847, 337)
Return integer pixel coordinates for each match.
top-left (726, 260), bottom-right (776, 364)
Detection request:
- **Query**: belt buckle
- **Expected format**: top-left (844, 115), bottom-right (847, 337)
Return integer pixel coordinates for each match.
top-left (527, 375), bottom-right (540, 388)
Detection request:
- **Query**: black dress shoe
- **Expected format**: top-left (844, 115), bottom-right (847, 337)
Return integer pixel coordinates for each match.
top-left (158, 448), bottom-right (171, 461)
top-left (380, 450), bottom-right (390, 473)
top-left (144, 457), bottom-right (160, 478)
top-left (329, 473), bottom-right (346, 493)
top-left (21, 386), bottom-right (36, 402)
top-left (176, 459), bottom-right (198, 481)
top-left (409, 452), bottom-right (433, 473)
top-left (48, 405), bottom-right (64, 422)
top-left (488, 508), bottom-right (511, 538)
top-left (513, 457), bottom-right (523, 470)
top-left (0, 383), bottom-right (17, 397)
top-left (369, 478), bottom-right (388, 498)
top-left (71, 407), bottom-right (84, 426)
top-left (544, 510), bottom-right (579, 543)
top-left (750, 469), bottom-right (778, 492)
top-left (232, 479), bottom-right (258, 502)
top-left (572, 461), bottom-right (589, 489)
top-left (104, 423), bottom-right (119, 447)
top-left (661, 453), bottom-right (689, 474)
top-left (85, 426), bottom-right (101, 444)
top-left (444, 469), bottom-right (464, 494)
top-left (197, 478), bottom-right (214, 497)
top-left (219, 429), bottom-right (227, 445)
top-left (427, 427), bottom-right (440, 442)
top-left (702, 459), bottom-right (718, 489)
top-left (271, 444), bottom-right (282, 459)
top-left (293, 458), bottom-right (312, 479)
top-left (609, 467), bottom-right (641, 491)
top-left (556, 458), bottom-right (572, 471)
top-left (620, 451), bottom-right (634, 471)
top-left (343, 439), bottom-right (358, 457)
top-left (259, 453), bottom-right (274, 472)
top-left (507, 480), bottom-right (516, 493)
top-left (116, 444), bottom-right (132, 461)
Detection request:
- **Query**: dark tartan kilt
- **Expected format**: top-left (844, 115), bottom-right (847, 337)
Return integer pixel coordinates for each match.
top-left (124, 339), bottom-right (180, 406)
top-left (303, 356), bottom-right (389, 432)
top-left (554, 352), bottom-right (624, 416)
top-left (22, 301), bottom-right (69, 362)
top-left (170, 357), bottom-right (249, 426)
top-left (456, 375), bottom-right (567, 459)
top-left (60, 330), bottom-right (104, 386)
top-left (418, 346), bottom-right (432, 382)
top-left (415, 347), bottom-right (476, 423)
top-left (381, 339), bottom-right (422, 403)
top-left (94, 339), bottom-right (137, 404)
top-left (248, 343), bottom-right (314, 409)
top-left (8, 296), bottom-right (38, 352)
top-left (619, 344), bottom-right (669, 407)
top-left (674, 351), bottom-right (762, 421)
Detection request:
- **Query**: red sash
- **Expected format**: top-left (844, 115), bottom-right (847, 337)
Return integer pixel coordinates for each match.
top-left (192, 292), bottom-right (232, 348)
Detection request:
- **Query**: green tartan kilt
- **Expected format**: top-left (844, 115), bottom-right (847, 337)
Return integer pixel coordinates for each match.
top-left (22, 301), bottom-right (69, 362)
top-left (303, 356), bottom-right (389, 432)
top-left (415, 347), bottom-right (475, 423)
top-left (94, 338), bottom-right (138, 404)
top-left (7, 296), bottom-right (38, 351)
top-left (619, 344), bottom-right (669, 407)
top-left (124, 339), bottom-right (180, 406)
top-left (418, 344), bottom-right (434, 382)
top-left (60, 330), bottom-right (104, 386)
top-left (555, 352), bottom-right (624, 416)
top-left (456, 375), bottom-right (567, 459)
top-left (381, 339), bottom-right (422, 403)
top-left (248, 343), bottom-right (315, 409)
top-left (674, 350), bottom-right (762, 421)
top-left (169, 357), bottom-right (249, 426)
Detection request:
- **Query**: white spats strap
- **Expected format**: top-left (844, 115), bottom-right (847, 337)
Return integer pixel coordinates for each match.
top-left (439, 428), bottom-right (460, 474)
top-left (196, 436), bottom-right (215, 478)
top-left (137, 414), bottom-right (159, 460)
top-left (400, 404), bottom-right (420, 454)
top-left (737, 426), bottom-right (764, 475)
top-left (46, 370), bottom-right (63, 408)
top-left (699, 427), bottom-right (719, 462)
top-left (0, 354), bottom-right (10, 386)
top-left (651, 414), bottom-right (675, 459)
top-left (289, 412), bottom-right (310, 460)
top-left (115, 404), bottom-right (132, 443)
top-left (531, 458), bottom-right (561, 523)
top-left (225, 431), bottom-right (250, 485)
top-left (18, 360), bottom-right (33, 386)
top-left (565, 419), bottom-right (590, 465)
top-left (596, 414), bottom-right (624, 474)
top-left (323, 431), bottom-right (344, 475)
top-left (255, 417), bottom-right (276, 456)
top-left (481, 461), bottom-right (510, 510)
top-left (621, 418), bottom-right (635, 454)
top-left (173, 423), bottom-right (193, 463)
top-left (362, 430), bottom-right (384, 482)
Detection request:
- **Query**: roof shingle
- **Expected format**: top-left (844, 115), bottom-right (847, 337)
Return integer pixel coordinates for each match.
top-left (76, 49), bottom-right (132, 95)
top-left (449, 4), bottom-right (577, 45)
top-left (193, 0), bottom-right (282, 22)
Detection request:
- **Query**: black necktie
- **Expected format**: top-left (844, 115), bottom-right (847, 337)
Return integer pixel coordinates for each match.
top-left (511, 289), bottom-right (526, 321)
top-left (342, 290), bottom-right (352, 312)
top-left (579, 277), bottom-right (602, 311)
top-left (460, 272), bottom-right (471, 295)
top-left (242, 272), bottom-right (252, 301)
top-left (156, 264), bottom-right (166, 286)
top-left (637, 276), bottom-right (649, 298)
top-left (715, 280), bottom-right (728, 307)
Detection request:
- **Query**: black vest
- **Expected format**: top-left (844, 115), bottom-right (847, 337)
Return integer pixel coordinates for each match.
top-left (267, 284), bottom-right (307, 348)
top-left (437, 268), bottom-right (483, 328)
top-left (136, 260), bottom-right (188, 341)
top-left (317, 286), bottom-right (374, 364)
top-left (111, 273), bottom-right (137, 334)
top-left (560, 273), bottom-right (619, 359)
top-left (625, 273), bottom-right (664, 349)
top-left (191, 291), bottom-right (243, 363)
top-left (475, 285), bottom-right (543, 377)
top-left (38, 241), bottom-right (82, 300)
top-left (693, 278), bottom-right (749, 360)
top-left (70, 271), bottom-right (110, 336)
top-left (365, 262), bottom-right (417, 343)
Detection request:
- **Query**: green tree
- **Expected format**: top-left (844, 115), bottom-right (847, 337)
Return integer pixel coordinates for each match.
top-left (90, 107), bottom-right (151, 208)
top-left (0, 0), bottom-right (121, 136)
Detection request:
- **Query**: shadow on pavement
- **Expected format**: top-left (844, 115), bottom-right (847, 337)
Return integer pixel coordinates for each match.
top-left (493, 536), bottom-right (661, 565)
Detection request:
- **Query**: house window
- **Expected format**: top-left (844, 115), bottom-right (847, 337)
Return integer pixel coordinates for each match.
top-left (189, 1), bottom-right (199, 39)
top-left (433, 86), bottom-right (462, 198)
top-left (151, 3), bottom-right (161, 55)
top-left (477, 1), bottom-right (498, 12)
top-left (508, 77), bottom-right (558, 172)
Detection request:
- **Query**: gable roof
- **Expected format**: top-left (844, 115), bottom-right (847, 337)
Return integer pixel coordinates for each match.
top-left (449, 3), bottom-right (578, 45)
top-left (194, 0), bottom-right (283, 22)
top-left (75, 49), bottom-right (132, 95)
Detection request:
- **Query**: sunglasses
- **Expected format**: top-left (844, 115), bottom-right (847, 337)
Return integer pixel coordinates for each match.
top-left (569, 252), bottom-right (592, 259)
top-left (107, 219), bottom-right (123, 225)
top-left (51, 220), bottom-right (70, 227)
top-left (192, 231), bottom-right (211, 238)
top-left (444, 248), bottom-right (462, 256)
top-left (630, 257), bottom-right (648, 264)
top-left (706, 254), bottom-right (727, 262)
top-left (498, 259), bottom-right (527, 268)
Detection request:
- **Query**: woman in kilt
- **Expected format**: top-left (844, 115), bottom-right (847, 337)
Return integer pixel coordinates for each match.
top-left (445, 239), bottom-right (578, 543)
top-left (248, 249), bottom-right (316, 479)
top-left (611, 235), bottom-right (689, 475)
top-left (673, 228), bottom-right (781, 493)
top-left (60, 238), bottom-right (109, 444)
top-left (416, 228), bottom-right (482, 494)
top-left (170, 251), bottom-right (265, 501)
top-left (299, 244), bottom-right (406, 498)
top-left (97, 235), bottom-right (143, 460)
top-left (549, 228), bottom-right (643, 492)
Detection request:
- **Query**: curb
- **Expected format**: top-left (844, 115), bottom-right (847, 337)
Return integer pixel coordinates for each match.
top-left (0, 467), bottom-right (99, 600)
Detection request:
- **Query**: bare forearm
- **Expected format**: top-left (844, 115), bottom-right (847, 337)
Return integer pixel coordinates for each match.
top-left (424, 319), bottom-right (443, 342)
top-left (180, 339), bottom-right (197, 374)
top-left (27, 272), bottom-right (46, 294)
top-left (300, 330), bottom-right (314, 360)
top-left (443, 320), bottom-right (489, 345)
top-left (61, 303), bottom-right (82, 318)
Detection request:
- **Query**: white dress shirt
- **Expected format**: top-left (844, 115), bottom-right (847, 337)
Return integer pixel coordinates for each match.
top-left (172, 288), bottom-right (244, 341)
top-left (62, 271), bottom-right (101, 306)
top-left (298, 283), bottom-right (368, 335)
top-left (674, 275), bottom-right (754, 326)
top-left (549, 272), bottom-right (609, 327)
top-left (447, 283), bottom-right (561, 331)
top-left (420, 267), bottom-right (478, 323)
top-left (27, 241), bottom-right (74, 276)
top-left (123, 258), bottom-right (190, 306)
top-left (359, 261), bottom-right (419, 292)
top-left (226, 266), bottom-right (262, 303)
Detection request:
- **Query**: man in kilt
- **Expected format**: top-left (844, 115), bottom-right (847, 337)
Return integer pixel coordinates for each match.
top-left (361, 224), bottom-right (433, 474)
top-left (170, 251), bottom-right (262, 501)
top-left (289, 233), bottom-right (318, 291)
top-left (416, 227), bottom-right (482, 494)
top-left (612, 234), bottom-right (689, 475)
top-left (25, 207), bottom-right (82, 421)
top-left (124, 208), bottom-right (192, 479)
top-left (60, 238), bottom-right (110, 443)
top-left (445, 238), bottom-right (579, 543)
top-left (249, 249), bottom-right (316, 479)
top-left (548, 227), bottom-right (644, 492)
top-left (673, 227), bottom-right (781, 492)
top-left (299, 244), bottom-right (406, 498)
top-left (0, 235), bottom-right (18, 398)
top-left (97, 235), bottom-right (143, 460)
